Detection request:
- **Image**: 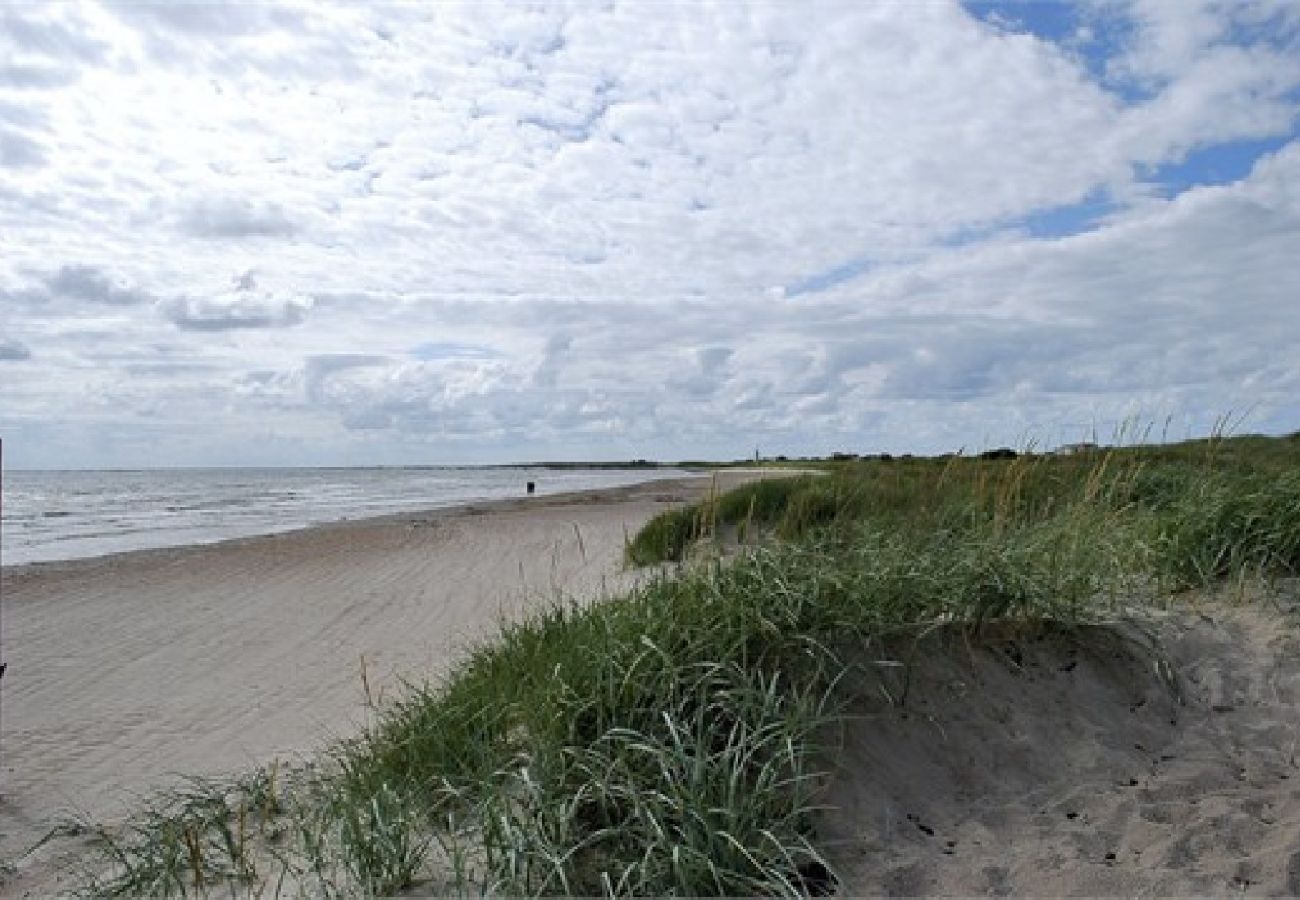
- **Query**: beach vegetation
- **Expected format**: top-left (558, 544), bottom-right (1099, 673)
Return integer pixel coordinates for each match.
top-left (74, 431), bottom-right (1300, 897)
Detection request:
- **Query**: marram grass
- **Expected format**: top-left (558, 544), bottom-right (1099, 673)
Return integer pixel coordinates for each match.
top-left (74, 432), bottom-right (1300, 897)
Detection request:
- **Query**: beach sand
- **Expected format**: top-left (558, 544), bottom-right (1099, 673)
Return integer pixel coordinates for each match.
top-left (0, 470), bottom-right (769, 894)
top-left (821, 588), bottom-right (1300, 896)
top-left (4, 472), bottom-right (1300, 896)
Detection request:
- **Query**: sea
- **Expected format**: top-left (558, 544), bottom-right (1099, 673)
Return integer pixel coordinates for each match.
top-left (0, 466), bottom-right (690, 567)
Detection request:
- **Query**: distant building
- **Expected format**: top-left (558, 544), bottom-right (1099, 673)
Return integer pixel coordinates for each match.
top-left (1055, 441), bottom-right (1099, 456)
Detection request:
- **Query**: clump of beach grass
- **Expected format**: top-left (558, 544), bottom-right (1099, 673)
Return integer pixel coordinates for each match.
top-left (623, 474), bottom-right (822, 564)
top-left (79, 775), bottom-right (267, 897)
top-left (73, 432), bottom-right (1300, 897)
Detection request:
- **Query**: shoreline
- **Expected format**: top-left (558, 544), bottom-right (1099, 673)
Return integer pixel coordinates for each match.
top-left (0, 470), bottom-right (744, 583)
top-left (0, 468), bottom-right (782, 892)
top-left (0, 467), bottom-right (705, 574)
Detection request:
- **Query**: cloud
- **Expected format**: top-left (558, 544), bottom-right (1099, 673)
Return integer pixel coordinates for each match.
top-left (0, 63), bottom-right (79, 89)
top-left (665, 347), bottom-right (736, 398)
top-left (409, 342), bottom-right (500, 361)
top-left (1103, 0), bottom-right (1300, 85)
top-left (103, 2), bottom-right (362, 81)
top-left (0, 265), bottom-right (155, 312)
top-left (304, 353), bottom-right (388, 403)
top-left (177, 197), bottom-right (300, 239)
top-left (161, 297), bottom-right (309, 331)
top-left (44, 264), bottom-right (153, 305)
top-left (1, 1), bottom-right (1297, 466)
top-left (296, 135), bottom-right (1299, 449)
top-left (0, 338), bottom-right (32, 361)
top-left (0, 6), bottom-right (110, 65)
top-left (0, 98), bottom-right (49, 130)
top-left (697, 347), bottom-right (733, 374)
top-left (532, 333), bottom-right (573, 388)
top-left (112, 3), bottom-right (307, 38)
top-left (161, 272), bottom-right (312, 331)
top-left (0, 127), bottom-right (45, 167)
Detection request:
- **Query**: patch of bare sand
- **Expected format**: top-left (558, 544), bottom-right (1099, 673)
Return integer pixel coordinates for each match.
top-left (821, 585), bottom-right (1300, 896)
top-left (0, 471), bottom-right (778, 895)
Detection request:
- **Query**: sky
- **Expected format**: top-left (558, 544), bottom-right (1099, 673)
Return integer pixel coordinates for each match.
top-left (1, 0), bottom-right (1298, 468)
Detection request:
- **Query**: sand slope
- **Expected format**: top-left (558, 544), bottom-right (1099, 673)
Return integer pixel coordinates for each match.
top-left (822, 587), bottom-right (1300, 896)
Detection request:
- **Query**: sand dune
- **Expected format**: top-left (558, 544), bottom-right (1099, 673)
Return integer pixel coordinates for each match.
top-left (822, 589), bottom-right (1300, 896)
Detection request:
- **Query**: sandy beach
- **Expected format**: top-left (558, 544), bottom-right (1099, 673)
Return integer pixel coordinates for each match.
top-left (4, 469), bottom-right (1300, 896)
top-left (0, 470), bottom-right (768, 893)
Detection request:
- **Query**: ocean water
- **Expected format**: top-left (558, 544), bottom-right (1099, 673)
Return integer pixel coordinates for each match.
top-left (0, 466), bottom-right (689, 566)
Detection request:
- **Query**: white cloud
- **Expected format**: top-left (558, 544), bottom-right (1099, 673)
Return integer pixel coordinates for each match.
top-left (0, 338), bottom-right (32, 361)
top-left (178, 197), bottom-right (300, 239)
top-left (304, 353), bottom-right (388, 403)
top-left (160, 274), bottom-right (312, 331)
top-left (44, 264), bottom-right (153, 306)
top-left (0, 126), bottom-right (46, 167)
top-left (0, 0), bottom-right (1296, 466)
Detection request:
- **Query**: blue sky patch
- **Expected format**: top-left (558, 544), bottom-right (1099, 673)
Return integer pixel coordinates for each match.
top-left (1228, 10), bottom-right (1300, 50)
top-left (963, 1), bottom-right (1146, 104)
top-left (938, 190), bottom-right (1118, 248)
top-left (1017, 192), bottom-right (1120, 239)
top-left (964, 0), bottom-right (1081, 43)
top-left (1141, 134), bottom-right (1296, 197)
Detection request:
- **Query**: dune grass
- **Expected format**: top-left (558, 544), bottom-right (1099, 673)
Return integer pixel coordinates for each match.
top-left (628, 433), bottom-right (1300, 586)
top-left (622, 475), bottom-right (814, 565)
top-left (75, 432), bottom-right (1300, 897)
